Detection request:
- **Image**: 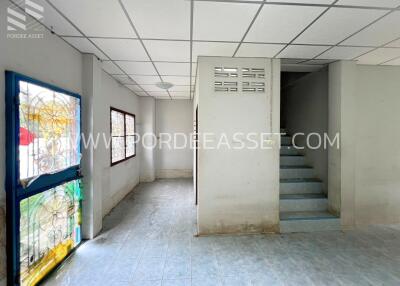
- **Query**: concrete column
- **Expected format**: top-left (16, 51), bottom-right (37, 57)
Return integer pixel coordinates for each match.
top-left (328, 61), bottom-right (357, 229)
top-left (139, 97), bottom-right (156, 182)
top-left (81, 54), bottom-right (103, 239)
top-left (197, 57), bottom-right (280, 235)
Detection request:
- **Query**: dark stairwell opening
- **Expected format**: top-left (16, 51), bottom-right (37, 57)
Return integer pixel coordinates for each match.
top-left (279, 69), bottom-right (340, 233)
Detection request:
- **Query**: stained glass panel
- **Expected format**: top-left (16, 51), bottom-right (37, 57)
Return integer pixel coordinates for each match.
top-left (19, 81), bottom-right (81, 182)
top-left (19, 179), bottom-right (82, 286)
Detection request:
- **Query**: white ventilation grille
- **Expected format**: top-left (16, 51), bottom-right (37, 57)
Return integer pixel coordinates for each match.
top-left (214, 67), bottom-right (265, 93)
top-left (214, 67), bottom-right (238, 78)
top-left (214, 81), bottom-right (238, 92)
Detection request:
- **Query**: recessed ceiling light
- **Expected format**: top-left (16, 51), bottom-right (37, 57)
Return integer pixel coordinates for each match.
top-left (156, 82), bottom-right (174, 90)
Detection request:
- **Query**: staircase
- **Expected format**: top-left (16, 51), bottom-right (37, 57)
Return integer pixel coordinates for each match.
top-left (279, 132), bottom-right (340, 233)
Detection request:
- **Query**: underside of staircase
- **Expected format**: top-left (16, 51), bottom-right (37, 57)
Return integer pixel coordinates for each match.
top-left (279, 132), bottom-right (341, 233)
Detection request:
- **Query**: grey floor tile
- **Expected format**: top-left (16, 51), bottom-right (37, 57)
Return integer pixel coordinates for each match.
top-left (163, 256), bottom-right (191, 279)
top-left (191, 275), bottom-right (221, 286)
top-left (220, 275), bottom-right (252, 286)
top-left (41, 179), bottom-right (400, 286)
top-left (162, 278), bottom-right (191, 286)
top-left (131, 280), bottom-right (162, 286)
top-left (132, 257), bottom-right (166, 281)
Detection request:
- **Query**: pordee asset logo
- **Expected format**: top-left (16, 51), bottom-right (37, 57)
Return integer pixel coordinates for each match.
top-left (7, 0), bottom-right (44, 39)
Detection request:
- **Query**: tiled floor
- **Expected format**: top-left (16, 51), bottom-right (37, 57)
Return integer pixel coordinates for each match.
top-left (44, 179), bottom-right (400, 286)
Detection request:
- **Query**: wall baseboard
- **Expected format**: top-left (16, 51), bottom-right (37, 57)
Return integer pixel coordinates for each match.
top-left (156, 169), bottom-right (193, 179)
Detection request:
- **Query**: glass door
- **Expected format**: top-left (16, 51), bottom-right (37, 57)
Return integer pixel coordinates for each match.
top-left (5, 72), bottom-right (83, 286)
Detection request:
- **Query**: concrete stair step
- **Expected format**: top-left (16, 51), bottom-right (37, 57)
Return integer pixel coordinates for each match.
top-left (280, 155), bottom-right (306, 166)
top-left (280, 178), bottom-right (323, 195)
top-left (280, 193), bottom-right (325, 199)
top-left (280, 193), bottom-right (328, 212)
top-left (280, 211), bottom-right (341, 233)
top-left (280, 166), bottom-right (314, 179)
top-left (280, 146), bottom-right (300, 155)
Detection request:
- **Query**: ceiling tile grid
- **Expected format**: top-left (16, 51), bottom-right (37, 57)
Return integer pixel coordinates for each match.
top-left (130, 75), bottom-right (162, 85)
top-left (162, 76), bottom-right (193, 86)
top-left (342, 11), bottom-right (400, 47)
top-left (49, 0), bottom-right (136, 37)
top-left (194, 1), bottom-right (259, 42)
top-left (36, 0), bottom-right (82, 36)
top-left (317, 46), bottom-right (374, 60)
top-left (102, 61), bottom-right (123, 75)
top-left (125, 85), bottom-right (144, 93)
top-left (155, 62), bottom-right (191, 76)
top-left (144, 40), bottom-right (190, 62)
top-left (117, 61), bottom-right (157, 76)
top-left (356, 48), bottom-right (400, 65)
top-left (62, 37), bottom-right (107, 60)
top-left (121, 0), bottom-right (190, 39)
top-left (272, 0), bottom-right (335, 4)
top-left (336, 0), bottom-right (400, 8)
top-left (91, 38), bottom-right (149, 61)
top-left (245, 5), bottom-right (326, 43)
top-left (386, 38), bottom-right (400, 48)
top-left (382, 57), bottom-right (400, 66)
top-left (294, 8), bottom-right (387, 45)
top-left (192, 42), bottom-right (238, 61)
top-left (279, 45), bottom-right (331, 59)
top-left (112, 75), bottom-right (137, 85)
top-left (236, 43), bottom-right (286, 57)
top-left (302, 59), bottom-right (336, 65)
top-left (29, 0), bottom-right (400, 99)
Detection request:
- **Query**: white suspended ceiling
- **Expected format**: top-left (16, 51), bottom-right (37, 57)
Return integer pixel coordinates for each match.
top-left (10, 0), bottom-right (400, 99)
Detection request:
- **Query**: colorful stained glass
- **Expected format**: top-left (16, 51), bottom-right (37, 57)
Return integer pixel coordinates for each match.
top-left (19, 179), bottom-right (82, 286)
top-left (18, 81), bottom-right (81, 182)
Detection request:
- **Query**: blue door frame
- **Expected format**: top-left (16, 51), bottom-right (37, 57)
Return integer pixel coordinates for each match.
top-left (5, 71), bottom-right (83, 285)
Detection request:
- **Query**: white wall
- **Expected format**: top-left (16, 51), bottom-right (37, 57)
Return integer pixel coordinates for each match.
top-left (155, 99), bottom-right (193, 178)
top-left (329, 61), bottom-right (400, 227)
top-left (197, 57), bottom-right (281, 235)
top-left (98, 71), bottom-right (140, 216)
top-left (82, 54), bottom-right (103, 238)
top-left (353, 65), bottom-right (400, 226)
top-left (139, 97), bottom-right (156, 182)
top-left (0, 1), bottom-right (141, 281)
top-left (283, 69), bottom-right (329, 193)
top-left (0, 0), bottom-right (83, 282)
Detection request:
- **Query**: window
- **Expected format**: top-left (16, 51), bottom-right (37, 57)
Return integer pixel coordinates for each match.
top-left (110, 107), bottom-right (136, 165)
